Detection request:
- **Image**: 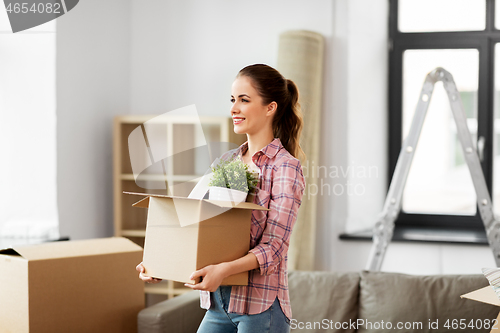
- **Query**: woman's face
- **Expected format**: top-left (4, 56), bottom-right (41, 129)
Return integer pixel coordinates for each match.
top-left (230, 76), bottom-right (275, 136)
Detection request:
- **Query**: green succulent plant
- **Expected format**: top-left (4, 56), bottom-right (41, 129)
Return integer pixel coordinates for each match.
top-left (208, 156), bottom-right (259, 194)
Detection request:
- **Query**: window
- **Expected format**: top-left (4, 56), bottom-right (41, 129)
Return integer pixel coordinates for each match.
top-left (389, 0), bottom-right (499, 237)
top-left (0, 12), bottom-right (59, 246)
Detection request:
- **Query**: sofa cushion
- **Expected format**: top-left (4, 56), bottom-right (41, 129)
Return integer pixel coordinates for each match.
top-left (138, 290), bottom-right (205, 333)
top-left (288, 270), bottom-right (359, 333)
top-left (358, 270), bottom-right (498, 333)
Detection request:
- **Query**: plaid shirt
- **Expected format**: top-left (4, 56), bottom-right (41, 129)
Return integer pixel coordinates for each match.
top-left (211, 137), bottom-right (306, 320)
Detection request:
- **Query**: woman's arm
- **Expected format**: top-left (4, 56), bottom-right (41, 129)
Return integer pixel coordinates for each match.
top-left (249, 160), bottom-right (305, 276)
top-left (184, 253), bottom-right (259, 292)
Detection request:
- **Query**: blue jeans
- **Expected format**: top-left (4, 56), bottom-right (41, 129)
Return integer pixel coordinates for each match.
top-left (197, 286), bottom-right (290, 333)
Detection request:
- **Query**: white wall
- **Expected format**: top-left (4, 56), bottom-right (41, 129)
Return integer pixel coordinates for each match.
top-left (54, 0), bottom-right (495, 274)
top-left (129, 0), bottom-right (334, 116)
top-left (56, 0), bottom-right (131, 240)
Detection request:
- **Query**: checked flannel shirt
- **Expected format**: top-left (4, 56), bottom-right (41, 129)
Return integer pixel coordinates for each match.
top-left (200, 137), bottom-right (306, 321)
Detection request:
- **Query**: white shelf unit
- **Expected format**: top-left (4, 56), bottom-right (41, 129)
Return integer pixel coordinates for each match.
top-left (113, 114), bottom-right (246, 298)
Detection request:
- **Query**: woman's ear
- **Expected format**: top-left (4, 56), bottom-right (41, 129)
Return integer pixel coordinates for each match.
top-left (266, 101), bottom-right (278, 117)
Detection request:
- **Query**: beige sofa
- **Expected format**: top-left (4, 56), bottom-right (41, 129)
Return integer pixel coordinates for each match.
top-left (138, 270), bottom-right (498, 333)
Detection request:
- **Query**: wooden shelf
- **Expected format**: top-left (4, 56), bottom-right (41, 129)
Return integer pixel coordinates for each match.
top-left (116, 114), bottom-right (240, 125)
top-left (144, 282), bottom-right (192, 296)
top-left (113, 114), bottom-right (246, 298)
top-left (121, 229), bottom-right (146, 237)
top-left (120, 174), bottom-right (205, 182)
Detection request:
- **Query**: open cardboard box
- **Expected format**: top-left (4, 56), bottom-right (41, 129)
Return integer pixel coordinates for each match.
top-left (461, 286), bottom-right (500, 332)
top-left (0, 237), bottom-right (144, 333)
top-left (125, 191), bottom-right (270, 285)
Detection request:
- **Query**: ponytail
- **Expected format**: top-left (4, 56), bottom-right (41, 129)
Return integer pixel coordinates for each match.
top-left (272, 79), bottom-right (305, 162)
top-left (237, 64), bottom-right (306, 162)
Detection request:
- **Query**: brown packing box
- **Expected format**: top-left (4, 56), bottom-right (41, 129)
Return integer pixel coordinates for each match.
top-left (125, 191), bottom-right (270, 285)
top-left (461, 286), bottom-right (500, 332)
top-left (0, 237), bottom-right (144, 333)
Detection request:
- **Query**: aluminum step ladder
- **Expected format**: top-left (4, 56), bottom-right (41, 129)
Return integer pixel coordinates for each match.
top-left (366, 67), bottom-right (500, 271)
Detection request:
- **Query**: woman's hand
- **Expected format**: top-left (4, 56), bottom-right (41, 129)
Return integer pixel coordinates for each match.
top-left (184, 263), bottom-right (228, 292)
top-left (136, 262), bottom-right (162, 284)
top-left (184, 254), bottom-right (258, 292)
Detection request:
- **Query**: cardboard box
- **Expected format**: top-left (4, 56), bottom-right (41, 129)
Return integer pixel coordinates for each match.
top-left (0, 237), bottom-right (144, 333)
top-left (461, 286), bottom-right (500, 332)
top-left (125, 191), bottom-right (270, 285)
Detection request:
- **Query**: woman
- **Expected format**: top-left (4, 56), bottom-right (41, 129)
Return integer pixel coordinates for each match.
top-left (137, 64), bottom-right (306, 333)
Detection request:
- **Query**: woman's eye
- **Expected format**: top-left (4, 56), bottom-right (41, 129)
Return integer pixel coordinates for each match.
top-left (242, 99), bottom-right (249, 103)
top-left (230, 98), bottom-right (235, 103)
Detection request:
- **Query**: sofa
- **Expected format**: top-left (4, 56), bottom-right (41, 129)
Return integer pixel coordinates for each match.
top-left (138, 270), bottom-right (498, 333)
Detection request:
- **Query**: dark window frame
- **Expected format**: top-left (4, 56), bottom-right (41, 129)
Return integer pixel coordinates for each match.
top-left (389, 0), bottom-right (500, 232)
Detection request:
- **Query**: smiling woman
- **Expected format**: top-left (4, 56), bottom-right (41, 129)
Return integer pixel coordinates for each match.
top-left (185, 64), bottom-right (307, 333)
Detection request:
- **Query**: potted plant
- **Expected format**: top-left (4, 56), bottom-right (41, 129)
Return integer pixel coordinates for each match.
top-left (208, 156), bottom-right (259, 203)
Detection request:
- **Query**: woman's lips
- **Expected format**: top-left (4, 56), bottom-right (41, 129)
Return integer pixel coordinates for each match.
top-left (233, 118), bottom-right (245, 125)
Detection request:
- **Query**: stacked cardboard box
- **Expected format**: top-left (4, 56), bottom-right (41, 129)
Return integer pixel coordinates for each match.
top-left (0, 237), bottom-right (144, 333)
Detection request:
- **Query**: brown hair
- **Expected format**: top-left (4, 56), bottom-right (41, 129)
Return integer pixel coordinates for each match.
top-left (237, 64), bottom-right (306, 162)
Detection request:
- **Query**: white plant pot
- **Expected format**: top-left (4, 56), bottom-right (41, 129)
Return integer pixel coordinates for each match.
top-left (209, 187), bottom-right (248, 204)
